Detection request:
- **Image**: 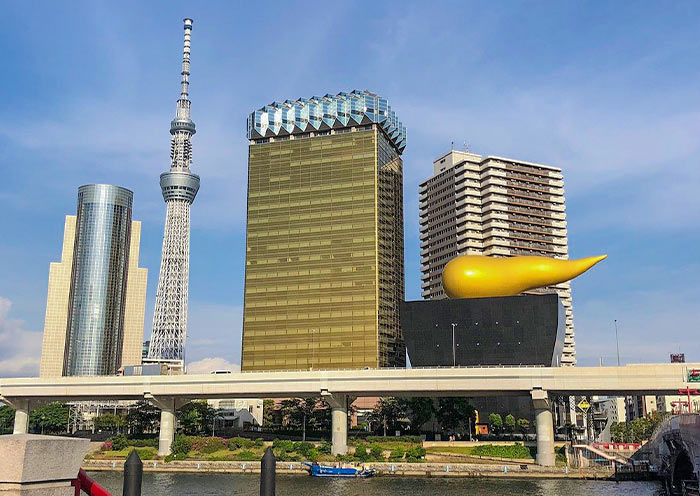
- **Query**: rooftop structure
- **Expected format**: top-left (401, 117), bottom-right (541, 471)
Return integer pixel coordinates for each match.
top-left (247, 89), bottom-right (406, 152)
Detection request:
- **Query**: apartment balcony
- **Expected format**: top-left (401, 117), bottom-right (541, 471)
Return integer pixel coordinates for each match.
top-left (505, 164), bottom-right (563, 180)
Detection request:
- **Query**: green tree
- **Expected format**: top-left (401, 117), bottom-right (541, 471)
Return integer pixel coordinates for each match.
top-left (436, 398), bottom-right (475, 434)
top-left (367, 398), bottom-right (407, 436)
top-left (516, 418), bottom-right (530, 436)
top-left (648, 411), bottom-right (669, 432)
top-left (504, 414), bottom-right (516, 435)
top-left (177, 401), bottom-right (215, 435)
top-left (629, 416), bottom-right (654, 443)
top-left (126, 401), bottom-right (160, 435)
top-left (276, 398), bottom-right (332, 432)
top-left (263, 399), bottom-right (278, 428)
top-left (30, 402), bottom-right (69, 434)
top-left (0, 405), bottom-right (14, 433)
top-left (610, 422), bottom-right (629, 443)
top-left (399, 397), bottom-right (435, 432)
top-left (94, 413), bottom-right (126, 433)
top-left (310, 399), bottom-right (332, 431)
top-left (488, 413), bottom-right (503, 435)
top-left (180, 408), bottom-right (202, 435)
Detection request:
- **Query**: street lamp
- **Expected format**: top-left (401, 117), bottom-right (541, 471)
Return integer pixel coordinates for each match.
top-left (451, 323), bottom-right (458, 367)
top-left (614, 320), bottom-right (620, 366)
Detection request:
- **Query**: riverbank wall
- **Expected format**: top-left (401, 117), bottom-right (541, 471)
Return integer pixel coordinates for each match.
top-left (84, 460), bottom-right (612, 479)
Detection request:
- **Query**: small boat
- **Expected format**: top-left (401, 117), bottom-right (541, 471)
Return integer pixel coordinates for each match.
top-left (303, 462), bottom-right (375, 478)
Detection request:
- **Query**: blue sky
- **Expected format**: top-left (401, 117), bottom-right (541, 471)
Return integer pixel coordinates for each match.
top-left (1, 1), bottom-right (699, 377)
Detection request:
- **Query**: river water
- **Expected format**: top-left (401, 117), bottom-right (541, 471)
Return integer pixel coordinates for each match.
top-left (91, 472), bottom-right (662, 495)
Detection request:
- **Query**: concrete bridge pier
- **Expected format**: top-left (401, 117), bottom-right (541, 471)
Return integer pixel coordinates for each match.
top-left (531, 389), bottom-right (555, 467)
top-left (0, 397), bottom-right (31, 434)
top-left (325, 393), bottom-right (353, 455)
top-left (12, 399), bottom-right (30, 435)
top-left (146, 395), bottom-right (187, 457)
top-left (158, 399), bottom-right (176, 457)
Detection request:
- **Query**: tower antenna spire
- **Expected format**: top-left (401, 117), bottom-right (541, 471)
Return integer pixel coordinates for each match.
top-left (148, 18), bottom-right (200, 367)
top-left (180, 19), bottom-right (193, 105)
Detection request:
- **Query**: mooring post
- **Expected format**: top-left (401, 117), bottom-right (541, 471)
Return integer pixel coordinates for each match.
top-left (123, 449), bottom-right (143, 496)
top-left (260, 446), bottom-right (276, 496)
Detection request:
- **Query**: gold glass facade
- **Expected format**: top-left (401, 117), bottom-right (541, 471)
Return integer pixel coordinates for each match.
top-left (241, 128), bottom-right (405, 371)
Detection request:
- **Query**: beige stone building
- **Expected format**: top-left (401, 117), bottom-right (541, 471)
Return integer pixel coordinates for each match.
top-left (419, 150), bottom-right (575, 365)
top-left (39, 185), bottom-right (148, 377)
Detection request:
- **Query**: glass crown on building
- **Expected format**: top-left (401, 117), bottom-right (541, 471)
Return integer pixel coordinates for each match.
top-left (247, 89), bottom-right (406, 153)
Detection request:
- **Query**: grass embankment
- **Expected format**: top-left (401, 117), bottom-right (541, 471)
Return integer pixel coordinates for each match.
top-left (90, 446), bottom-right (158, 460)
top-left (427, 443), bottom-right (569, 467)
top-left (426, 443), bottom-right (534, 459)
top-left (89, 435), bottom-right (428, 464)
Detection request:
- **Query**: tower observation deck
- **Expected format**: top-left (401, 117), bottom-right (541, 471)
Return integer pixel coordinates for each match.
top-left (147, 18), bottom-right (200, 365)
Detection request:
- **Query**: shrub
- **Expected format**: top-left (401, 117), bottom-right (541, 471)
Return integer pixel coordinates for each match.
top-left (294, 441), bottom-right (314, 455)
top-left (165, 452), bottom-right (187, 462)
top-left (273, 448), bottom-right (299, 462)
top-left (366, 435), bottom-right (422, 444)
top-left (235, 449), bottom-right (259, 461)
top-left (253, 438), bottom-right (264, 448)
top-left (228, 437), bottom-right (253, 450)
top-left (471, 443), bottom-right (531, 459)
top-left (407, 446), bottom-right (426, 459)
top-left (335, 454), bottom-right (353, 462)
top-left (354, 445), bottom-right (369, 462)
top-left (369, 444), bottom-right (384, 460)
top-left (171, 435), bottom-right (192, 456)
top-left (131, 438), bottom-right (158, 448)
top-left (305, 448), bottom-right (320, 462)
top-left (190, 437), bottom-right (226, 454)
top-left (389, 448), bottom-right (405, 461)
top-left (110, 434), bottom-right (128, 451)
top-left (272, 439), bottom-right (295, 452)
top-left (318, 441), bottom-right (332, 454)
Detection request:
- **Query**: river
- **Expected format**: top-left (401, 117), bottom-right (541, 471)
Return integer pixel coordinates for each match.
top-left (90, 472), bottom-right (662, 495)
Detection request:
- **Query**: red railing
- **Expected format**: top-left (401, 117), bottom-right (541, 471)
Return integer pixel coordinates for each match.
top-left (71, 469), bottom-right (112, 496)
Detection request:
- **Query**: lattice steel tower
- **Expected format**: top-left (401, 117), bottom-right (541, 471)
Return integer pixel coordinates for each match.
top-left (148, 18), bottom-right (200, 364)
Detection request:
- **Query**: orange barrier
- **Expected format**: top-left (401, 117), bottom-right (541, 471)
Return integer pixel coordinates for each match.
top-left (72, 469), bottom-right (112, 496)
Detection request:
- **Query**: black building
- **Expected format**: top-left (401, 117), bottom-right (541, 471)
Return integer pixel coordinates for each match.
top-left (401, 294), bottom-right (566, 429)
top-left (401, 294), bottom-right (565, 367)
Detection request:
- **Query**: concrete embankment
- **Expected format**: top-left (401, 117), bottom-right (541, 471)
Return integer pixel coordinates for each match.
top-left (83, 459), bottom-right (612, 479)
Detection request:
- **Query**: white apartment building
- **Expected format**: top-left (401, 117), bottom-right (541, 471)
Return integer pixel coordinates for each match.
top-left (419, 150), bottom-right (575, 365)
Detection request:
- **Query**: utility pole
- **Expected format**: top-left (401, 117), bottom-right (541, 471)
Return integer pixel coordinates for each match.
top-left (614, 320), bottom-right (620, 366)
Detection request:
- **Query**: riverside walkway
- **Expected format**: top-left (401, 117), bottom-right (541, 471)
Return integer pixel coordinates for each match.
top-left (1, 363), bottom-right (697, 466)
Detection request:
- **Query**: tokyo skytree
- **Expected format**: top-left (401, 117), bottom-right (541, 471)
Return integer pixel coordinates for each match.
top-left (148, 18), bottom-right (199, 364)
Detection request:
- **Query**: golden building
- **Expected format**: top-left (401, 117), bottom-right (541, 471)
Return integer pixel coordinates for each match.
top-left (241, 90), bottom-right (406, 371)
top-left (39, 185), bottom-right (148, 377)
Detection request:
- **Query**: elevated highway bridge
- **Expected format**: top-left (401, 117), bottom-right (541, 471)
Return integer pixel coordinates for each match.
top-left (1, 363), bottom-right (697, 466)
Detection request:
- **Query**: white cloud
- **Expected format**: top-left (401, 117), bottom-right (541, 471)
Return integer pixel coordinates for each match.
top-left (0, 297), bottom-right (42, 378)
top-left (186, 357), bottom-right (240, 375)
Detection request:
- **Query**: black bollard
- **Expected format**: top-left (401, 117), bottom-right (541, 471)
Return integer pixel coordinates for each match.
top-left (123, 449), bottom-right (143, 496)
top-left (260, 446), bottom-right (276, 496)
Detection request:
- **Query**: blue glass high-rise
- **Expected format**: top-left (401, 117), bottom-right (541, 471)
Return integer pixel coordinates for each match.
top-left (63, 184), bottom-right (133, 376)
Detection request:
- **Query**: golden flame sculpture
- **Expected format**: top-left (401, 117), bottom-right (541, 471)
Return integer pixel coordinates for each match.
top-left (441, 255), bottom-right (607, 299)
